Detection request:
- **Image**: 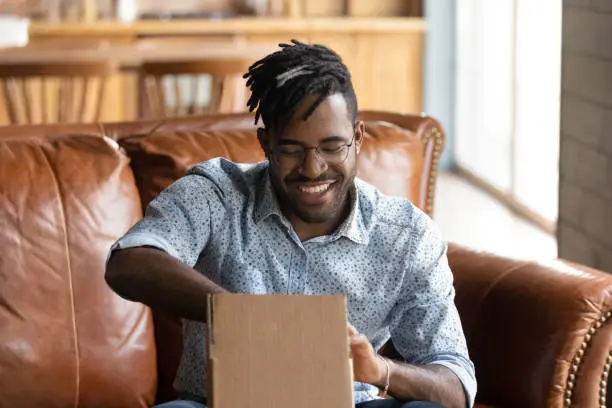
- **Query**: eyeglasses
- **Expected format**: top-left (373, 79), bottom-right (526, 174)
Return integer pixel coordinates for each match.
top-left (271, 134), bottom-right (355, 167)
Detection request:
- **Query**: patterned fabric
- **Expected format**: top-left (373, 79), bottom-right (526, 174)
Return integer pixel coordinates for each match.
top-left (153, 399), bottom-right (444, 408)
top-left (110, 158), bottom-right (477, 407)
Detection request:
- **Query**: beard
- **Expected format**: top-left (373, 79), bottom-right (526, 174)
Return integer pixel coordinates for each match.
top-left (268, 165), bottom-right (355, 224)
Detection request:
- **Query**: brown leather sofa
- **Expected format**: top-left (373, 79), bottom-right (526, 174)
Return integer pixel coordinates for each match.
top-left (0, 112), bottom-right (610, 408)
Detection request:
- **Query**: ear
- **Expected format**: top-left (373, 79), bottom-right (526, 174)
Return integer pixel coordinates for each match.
top-left (257, 128), bottom-right (271, 157)
top-left (354, 121), bottom-right (365, 154)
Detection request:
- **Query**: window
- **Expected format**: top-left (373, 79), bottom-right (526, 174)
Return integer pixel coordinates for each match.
top-left (454, 0), bottom-right (562, 226)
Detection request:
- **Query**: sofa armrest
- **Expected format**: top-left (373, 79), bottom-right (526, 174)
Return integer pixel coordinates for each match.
top-left (447, 244), bottom-right (612, 408)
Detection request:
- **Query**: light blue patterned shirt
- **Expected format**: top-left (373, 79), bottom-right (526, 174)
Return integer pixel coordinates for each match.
top-left (110, 158), bottom-right (476, 407)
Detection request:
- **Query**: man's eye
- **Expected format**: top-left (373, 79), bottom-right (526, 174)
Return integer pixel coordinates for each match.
top-left (279, 146), bottom-right (303, 155)
top-left (320, 145), bottom-right (344, 154)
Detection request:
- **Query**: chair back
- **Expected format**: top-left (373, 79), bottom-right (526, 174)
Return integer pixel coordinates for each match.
top-left (140, 58), bottom-right (251, 118)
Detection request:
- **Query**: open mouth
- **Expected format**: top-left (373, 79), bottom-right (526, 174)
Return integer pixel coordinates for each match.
top-left (297, 183), bottom-right (333, 194)
top-left (292, 181), bottom-right (337, 205)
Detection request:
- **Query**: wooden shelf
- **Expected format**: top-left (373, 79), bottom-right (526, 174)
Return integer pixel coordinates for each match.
top-left (1, 16), bottom-right (426, 124)
top-left (29, 17), bottom-right (426, 37)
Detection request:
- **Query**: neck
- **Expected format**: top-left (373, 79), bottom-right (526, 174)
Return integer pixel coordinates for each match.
top-left (290, 190), bottom-right (353, 242)
top-left (290, 211), bottom-right (343, 242)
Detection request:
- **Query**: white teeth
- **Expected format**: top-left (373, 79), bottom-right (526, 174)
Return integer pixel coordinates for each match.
top-left (298, 183), bottom-right (332, 194)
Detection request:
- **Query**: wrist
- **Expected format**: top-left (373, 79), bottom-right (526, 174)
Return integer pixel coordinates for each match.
top-left (374, 356), bottom-right (391, 389)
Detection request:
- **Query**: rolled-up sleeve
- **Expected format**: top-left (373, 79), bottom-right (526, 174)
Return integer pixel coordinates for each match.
top-left (388, 213), bottom-right (477, 408)
top-left (108, 173), bottom-right (224, 268)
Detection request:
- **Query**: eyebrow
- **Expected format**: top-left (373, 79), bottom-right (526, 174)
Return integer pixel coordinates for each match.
top-left (278, 136), bottom-right (347, 145)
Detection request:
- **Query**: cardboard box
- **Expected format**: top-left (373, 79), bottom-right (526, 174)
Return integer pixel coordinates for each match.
top-left (206, 294), bottom-right (354, 408)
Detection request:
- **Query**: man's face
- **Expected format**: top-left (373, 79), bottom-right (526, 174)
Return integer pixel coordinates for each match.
top-left (261, 94), bottom-right (364, 224)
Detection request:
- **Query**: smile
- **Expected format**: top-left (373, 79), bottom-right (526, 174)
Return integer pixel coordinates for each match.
top-left (297, 182), bottom-right (334, 194)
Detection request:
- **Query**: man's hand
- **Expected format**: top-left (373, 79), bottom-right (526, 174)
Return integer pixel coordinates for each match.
top-left (348, 323), bottom-right (387, 386)
top-left (348, 323), bottom-right (467, 408)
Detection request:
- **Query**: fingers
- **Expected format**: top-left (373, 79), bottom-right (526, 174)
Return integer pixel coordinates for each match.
top-left (349, 333), bottom-right (369, 345)
top-left (349, 333), bottom-right (371, 355)
top-left (348, 323), bottom-right (369, 346)
top-left (348, 322), bottom-right (372, 355)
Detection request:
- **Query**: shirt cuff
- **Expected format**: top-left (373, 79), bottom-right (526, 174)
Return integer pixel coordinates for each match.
top-left (428, 358), bottom-right (477, 408)
top-left (106, 232), bottom-right (180, 265)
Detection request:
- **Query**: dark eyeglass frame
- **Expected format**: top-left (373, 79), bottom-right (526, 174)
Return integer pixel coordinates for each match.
top-left (271, 133), bottom-right (356, 167)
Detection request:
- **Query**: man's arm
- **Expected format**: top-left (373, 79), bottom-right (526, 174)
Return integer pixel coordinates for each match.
top-left (106, 247), bottom-right (226, 322)
top-left (378, 358), bottom-right (465, 408)
top-left (349, 326), bottom-right (467, 408)
top-left (351, 208), bottom-right (476, 408)
top-left (104, 172), bottom-right (228, 321)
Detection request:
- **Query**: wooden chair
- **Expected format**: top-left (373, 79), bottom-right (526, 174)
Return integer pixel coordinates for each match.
top-left (140, 58), bottom-right (252, 118)
top-left (0, 60), bottom-right (117, 124)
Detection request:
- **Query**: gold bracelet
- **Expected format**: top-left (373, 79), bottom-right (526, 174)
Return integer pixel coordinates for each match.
top-left (379, 356), bottom-right (391, 397)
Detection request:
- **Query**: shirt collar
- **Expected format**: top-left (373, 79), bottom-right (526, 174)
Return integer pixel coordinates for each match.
top-left (254, 170), bottom-right (286, 226)
top-left (332, 186), bottom-right (369, 245)
top-left (254, 166), bottom-right (369, 245)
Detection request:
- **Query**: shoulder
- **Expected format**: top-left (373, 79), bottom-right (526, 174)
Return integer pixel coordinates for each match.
top-left (185, 158), bottom-right (267, 197)
top-left (188, 157), bottom-right (266, 185)
top-left (356, 178), bottom-right (444, 249)
top-left (356, 178), bottom-right (429, 229)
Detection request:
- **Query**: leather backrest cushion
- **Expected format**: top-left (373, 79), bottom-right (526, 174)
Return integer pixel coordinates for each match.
top-left (0, 135), bottom-right (156, 408)
top-left (121, 121), bottom-right (424, 211)
top-left (121, 129), bottom-right (264, 212)
top-left (357, 121), bottom-right (424, 205)
top-left (106, 112), bottom-right (257, 141)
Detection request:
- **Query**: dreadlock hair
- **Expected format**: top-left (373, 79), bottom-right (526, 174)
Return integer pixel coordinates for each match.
top-left (243, 39), bottom-right (358, 137)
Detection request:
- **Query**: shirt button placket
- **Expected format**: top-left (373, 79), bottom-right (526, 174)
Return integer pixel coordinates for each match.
top-left (297, 243), bottom-right (315, 295)
top-left (299, 251), bottom-right (309, 294)
top-left (288, 244), bottom-right (308, 294)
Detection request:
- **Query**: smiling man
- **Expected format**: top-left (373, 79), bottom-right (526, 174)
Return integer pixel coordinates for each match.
top-left (105, 40), bottom-right (476, 408)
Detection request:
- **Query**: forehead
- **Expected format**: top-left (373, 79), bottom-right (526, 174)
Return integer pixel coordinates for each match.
top-left (281, 94), bottom-right (353, 142)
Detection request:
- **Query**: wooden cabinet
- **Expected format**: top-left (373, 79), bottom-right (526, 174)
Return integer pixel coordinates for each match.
top-left (0, 18), bottom-right (425, 124)
top-left (248, 28), bottom-right (424, 114)
top-left (347, 0), bottom-right (422, 17)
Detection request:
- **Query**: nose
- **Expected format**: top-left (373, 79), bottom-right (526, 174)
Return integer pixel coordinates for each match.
top-left (299, 149), bottom-right (328, 180)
